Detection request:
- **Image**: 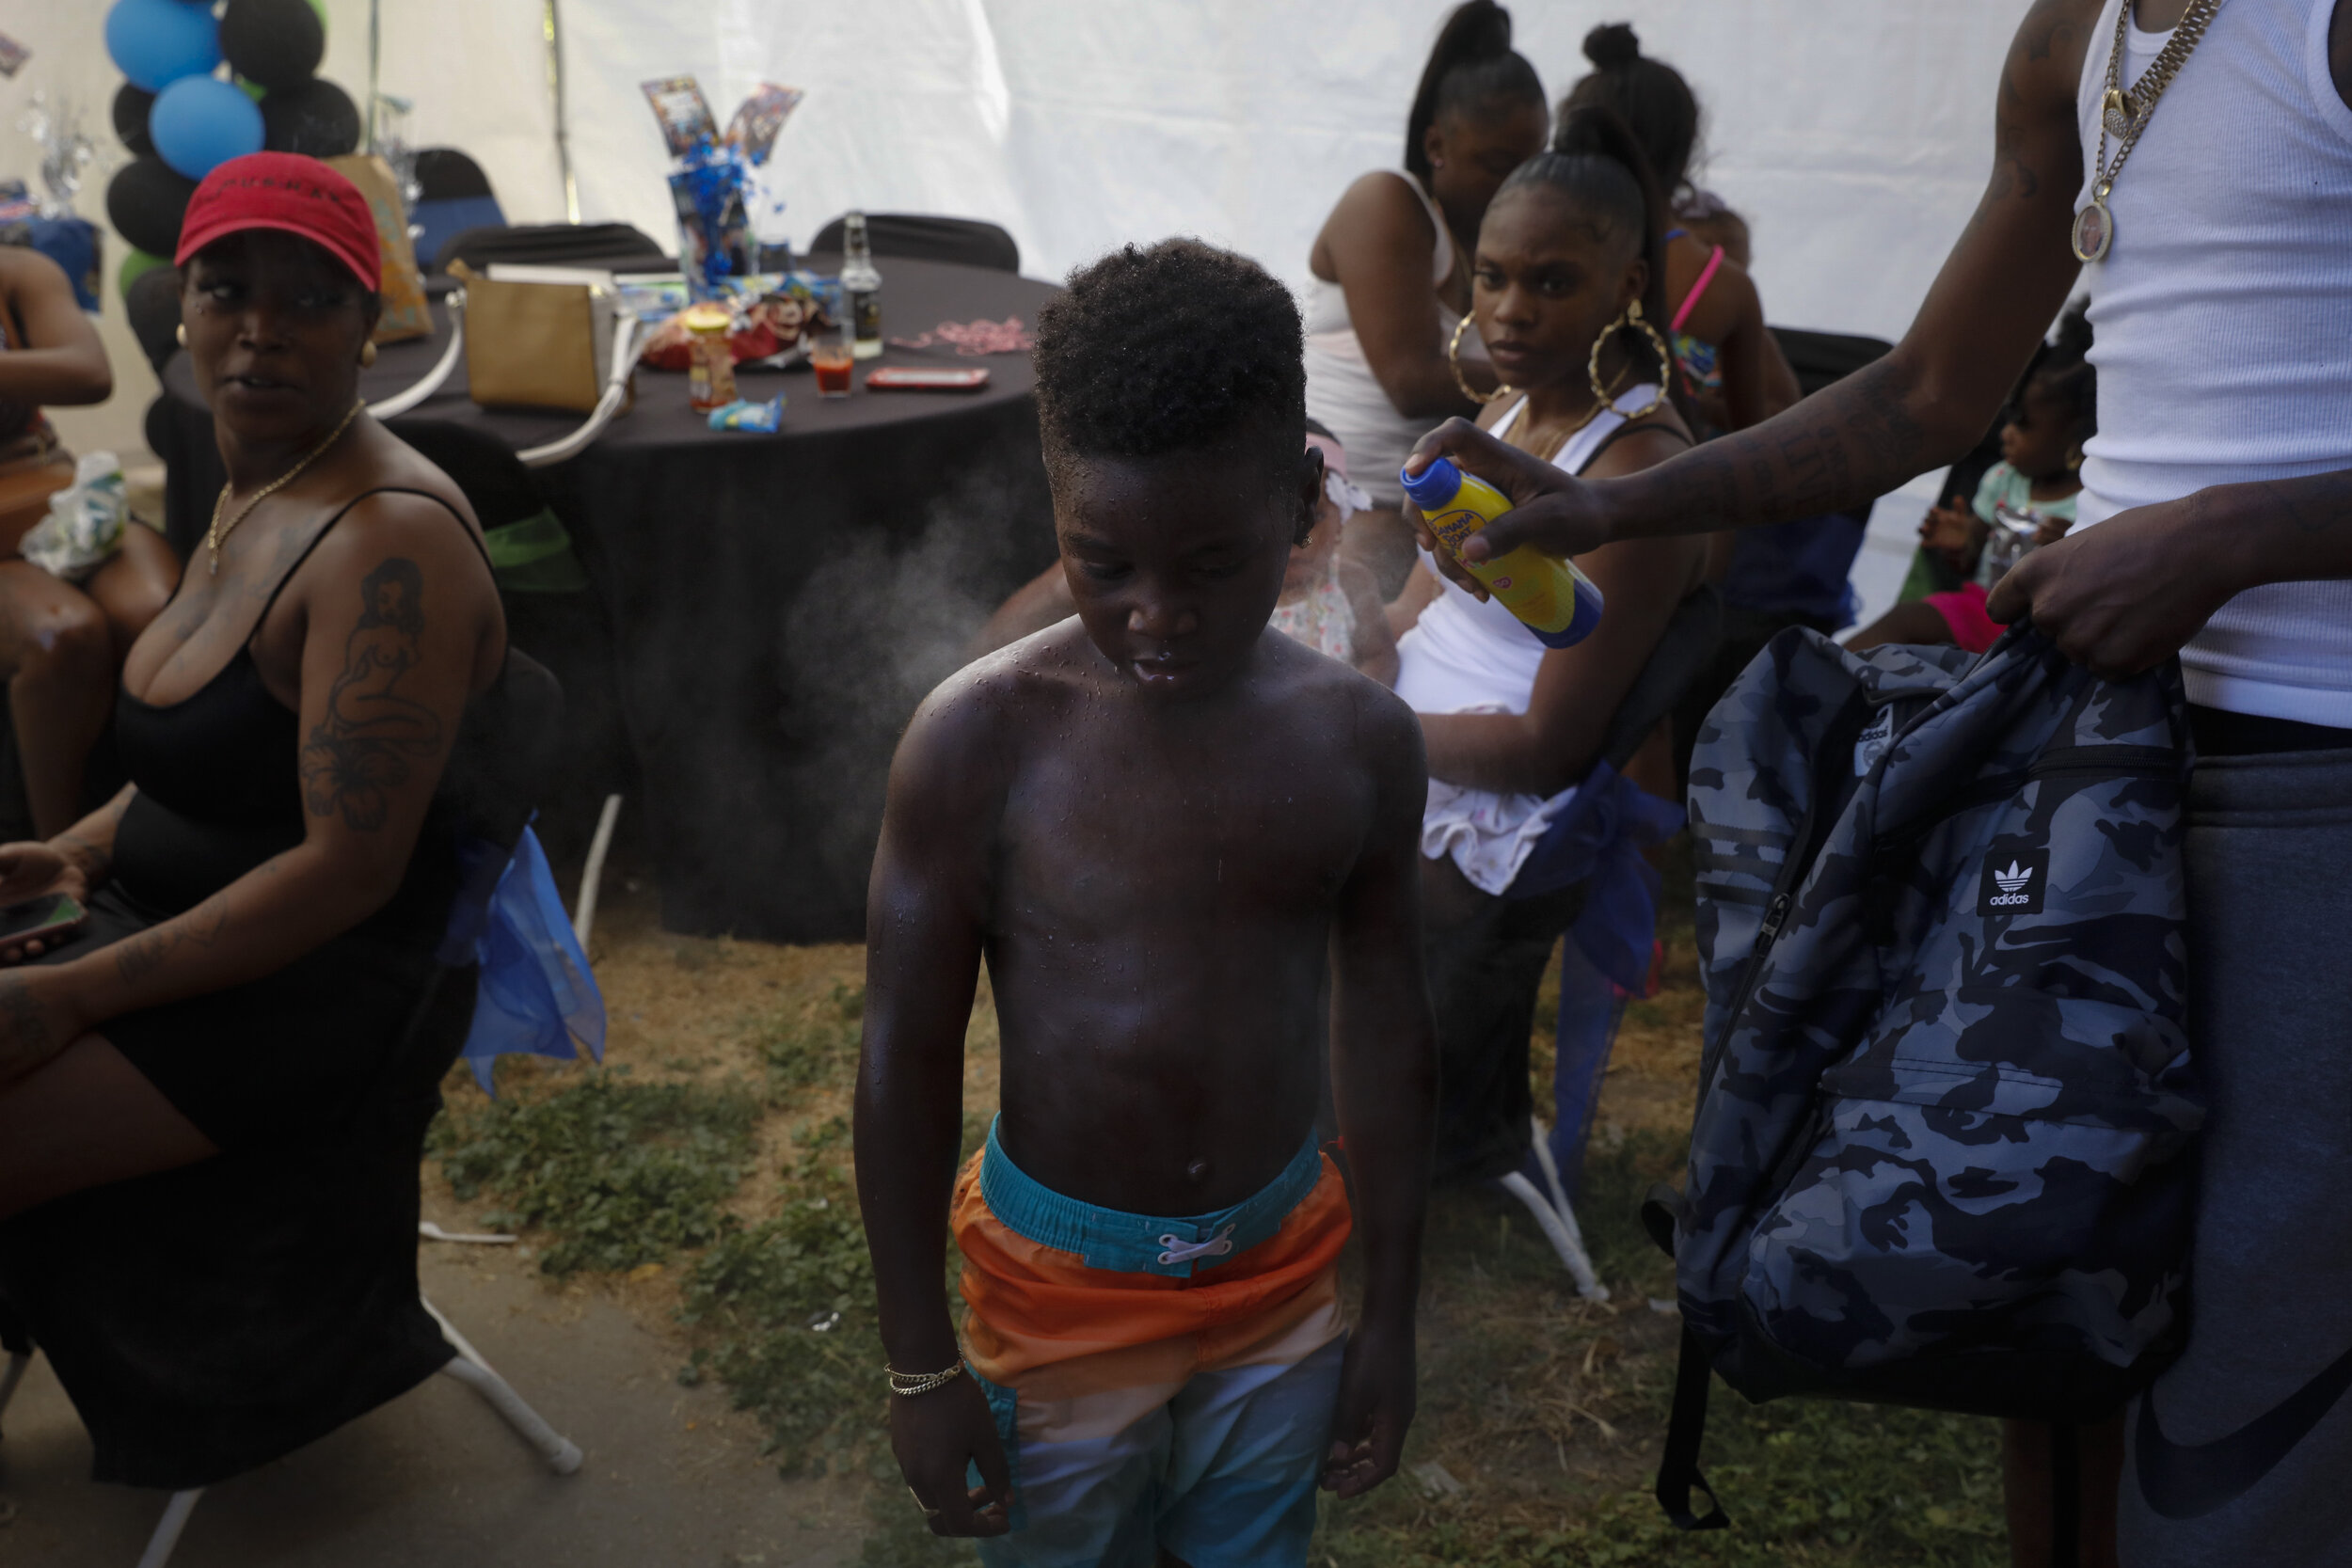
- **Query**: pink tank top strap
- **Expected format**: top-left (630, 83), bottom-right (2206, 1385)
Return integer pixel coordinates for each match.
top-left (1670, 245), bottom-right (1726, 334)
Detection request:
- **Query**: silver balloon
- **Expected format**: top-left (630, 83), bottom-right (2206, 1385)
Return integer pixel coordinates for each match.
top-left (17, 90), bottom-right (100, 218)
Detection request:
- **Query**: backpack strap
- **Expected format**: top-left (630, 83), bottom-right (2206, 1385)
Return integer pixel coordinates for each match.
top-left (2049, 1421), bottom-right (2081, 1568)
top-left (1655, 1324), bottom-right (1731, 1530)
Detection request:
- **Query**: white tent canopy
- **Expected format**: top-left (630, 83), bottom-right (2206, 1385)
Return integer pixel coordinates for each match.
top-left (5, 0), bottom-right (2034, 473)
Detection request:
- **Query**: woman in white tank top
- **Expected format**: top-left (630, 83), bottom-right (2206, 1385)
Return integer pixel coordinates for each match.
top-left (1390, 107), bottom-right (1708, 1184)
top-left (1302, 2), bottom-right (1546, 593)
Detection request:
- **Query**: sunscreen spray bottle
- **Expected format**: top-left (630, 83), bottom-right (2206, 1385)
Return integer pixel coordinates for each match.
top-left (1399, 458), bottom-right (1605, 648)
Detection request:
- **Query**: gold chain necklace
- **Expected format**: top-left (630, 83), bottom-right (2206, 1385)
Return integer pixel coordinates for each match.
top-left (2073, 0), bottom-right (2228, 262)
top-left (206, 401), bottom-right (364, 576)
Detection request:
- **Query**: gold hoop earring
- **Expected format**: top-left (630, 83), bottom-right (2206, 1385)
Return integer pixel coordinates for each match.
top-left (1588, 300), bottom-right (1674, 420)
top-left (176, 323), bottom-right (188, 348)
top-left (360, 340), bottom-right (378, 368)
top-left (1449, 315), bottom-right (1514, 406)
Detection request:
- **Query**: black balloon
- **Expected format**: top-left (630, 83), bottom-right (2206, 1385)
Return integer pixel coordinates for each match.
top-left (260, 76), bottom-right (360, 157)
top-left (105, 157), bottom-right (200, 261)
top-left (124, 264), bottom-right (186, 375)
top-left (220, 0), bottom-right (326, 92)
top-left (112, 84), bottom-right (157, 158)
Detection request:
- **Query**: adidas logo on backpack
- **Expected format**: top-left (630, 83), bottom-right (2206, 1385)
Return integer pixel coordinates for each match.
top-left (1651, 624), bottom-right (2201, 1530)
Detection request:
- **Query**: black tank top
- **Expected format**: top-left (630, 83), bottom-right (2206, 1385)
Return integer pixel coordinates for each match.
top-left (111, 487), bottom-right (486, 947)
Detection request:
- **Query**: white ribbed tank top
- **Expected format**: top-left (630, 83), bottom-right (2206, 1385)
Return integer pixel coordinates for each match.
top-left (1393, 387), bottom-right (1661, 717)
top-left (2072, 0), bottom-right (2352, 723)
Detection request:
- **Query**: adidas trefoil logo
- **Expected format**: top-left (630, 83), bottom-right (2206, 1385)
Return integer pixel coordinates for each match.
top-left (1989, 860), bottom-right (2034, 907)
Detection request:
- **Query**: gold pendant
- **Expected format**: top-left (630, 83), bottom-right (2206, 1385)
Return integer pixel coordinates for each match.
top-left (2101, 86), bottom-right (2137, 140)
top-left (2071, 197), bottom-right (2114, 263)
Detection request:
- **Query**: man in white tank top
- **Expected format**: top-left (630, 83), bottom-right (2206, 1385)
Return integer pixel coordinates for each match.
top-left (1412, 2), bottom-right (2352, 1561)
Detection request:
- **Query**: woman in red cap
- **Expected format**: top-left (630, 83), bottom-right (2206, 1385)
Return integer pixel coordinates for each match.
top-left (0, 152), bottom-right (506, 1212)
top-left (0, 246), bottom-right (181, 841)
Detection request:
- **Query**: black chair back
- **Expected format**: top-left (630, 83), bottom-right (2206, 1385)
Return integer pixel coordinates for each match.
top-left (444, 648), bottom-right (566, 864)
top-left (125, 265), bottom-right (183, 375)
top-left (1768, 327), bottom-right (1895, 399)
top-left (414, 148), bottom-right (495, 203)
top-left (1599, 586), bottom-right (1724, 774)
top-left (809, 213), bottom-right (1020, 274)
top-left (435, 222), bottom-right (668, 276)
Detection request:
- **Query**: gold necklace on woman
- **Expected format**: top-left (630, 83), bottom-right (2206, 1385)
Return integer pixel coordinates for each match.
top-left (205, 401), bottom-right (365, 576)
top-left (2072, 0), bottom-right (2227, 262)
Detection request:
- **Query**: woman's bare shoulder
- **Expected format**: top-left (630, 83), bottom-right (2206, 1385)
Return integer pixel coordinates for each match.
top-left (1316, 171), bottom-right (1438, 263)
top-left (271, 486), bottom-right (498, 645)
top-left (1670, 236), bottom-right (1764, 342)
top-left (0, 245), bottom-right (72, 300)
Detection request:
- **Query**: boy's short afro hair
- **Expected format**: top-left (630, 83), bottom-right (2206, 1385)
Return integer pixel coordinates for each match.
top-left (1032, 238), bottom-right (1305, 468)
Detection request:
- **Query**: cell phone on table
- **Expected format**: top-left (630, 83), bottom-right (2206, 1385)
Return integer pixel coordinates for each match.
top-left (0, 893), bottom-right (86, 952)
top-left (865, 367), bottom-right (990, 391)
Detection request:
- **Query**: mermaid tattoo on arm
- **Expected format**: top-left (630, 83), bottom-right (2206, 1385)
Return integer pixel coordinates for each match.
top-left (298, 558), bottom-right (447, 832)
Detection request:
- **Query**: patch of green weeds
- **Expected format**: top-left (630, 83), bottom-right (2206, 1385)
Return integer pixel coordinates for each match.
top-left (430, 1069), bottom-right (758, 1276)
top-left (676, 1114), bottom-right (882, 1475)
top-left (1316, 1394), bottom-right (2003, 1568)
top-left (755, 979), bottom-right (866, 1101)
top-left (676, 1107), bottom-right (996, 1478)
top-left (1314, 1132), bottom-right (2005, 1568)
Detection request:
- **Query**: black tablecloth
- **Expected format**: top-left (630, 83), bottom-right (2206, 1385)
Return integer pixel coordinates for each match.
top-left (155, 256), bottom-right (1059, 941)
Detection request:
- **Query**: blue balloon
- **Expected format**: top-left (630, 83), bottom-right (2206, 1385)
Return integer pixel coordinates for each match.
top-left (105, 0), bottom-right (223, 93)
top-left (150, 75), bottom-right (266, 181)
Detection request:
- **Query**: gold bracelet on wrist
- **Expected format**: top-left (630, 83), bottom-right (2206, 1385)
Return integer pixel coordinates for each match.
top-left (886, 1359), bottom-right (968, 1398)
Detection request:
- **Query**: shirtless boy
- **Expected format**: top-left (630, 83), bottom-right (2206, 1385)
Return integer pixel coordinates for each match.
top-left (855, 238), bottom-right (1437, 1566)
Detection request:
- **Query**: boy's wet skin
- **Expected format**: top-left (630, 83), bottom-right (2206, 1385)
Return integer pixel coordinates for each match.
top-left (881, 439), bottom-right (1422, 1212)
top-left (858, 420), bottom-right (1436, 1536)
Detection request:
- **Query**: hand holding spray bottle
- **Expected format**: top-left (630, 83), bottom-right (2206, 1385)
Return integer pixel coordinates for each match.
top-left (1399, 459), bottom-right (1605, 648)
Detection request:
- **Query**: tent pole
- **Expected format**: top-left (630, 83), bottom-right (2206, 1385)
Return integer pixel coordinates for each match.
top-left (545, 0), bottom-right (581, 223)
top-left (367, 0), bottom-right (382, 148)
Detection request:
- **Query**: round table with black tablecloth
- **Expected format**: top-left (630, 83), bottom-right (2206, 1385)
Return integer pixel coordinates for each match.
top-left (152, 257), bottom-right (1060, 942)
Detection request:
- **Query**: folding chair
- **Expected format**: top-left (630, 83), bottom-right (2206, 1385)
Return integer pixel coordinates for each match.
top-left (408, 149), bottom-right (508, 280)
top-left (809, 212), bottom-right (1021, 273)
top-left (0, 651), bottom-right (583, 1566)
top-left (1491, 587), bottom-right (1723, 1300)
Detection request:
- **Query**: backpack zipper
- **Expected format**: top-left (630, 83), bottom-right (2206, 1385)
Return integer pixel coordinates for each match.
top-left (1869, 745), bottom-right (2180, 857)
top-left (1694, 693), bottom-right (1872, 1101)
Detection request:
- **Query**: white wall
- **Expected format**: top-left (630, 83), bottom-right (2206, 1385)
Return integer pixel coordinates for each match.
top-left (1, 0), bottom-right (2038, 461)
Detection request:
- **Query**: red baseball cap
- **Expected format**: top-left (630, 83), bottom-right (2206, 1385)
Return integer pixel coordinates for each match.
top-left (175, 152), bottom-right (383, 293)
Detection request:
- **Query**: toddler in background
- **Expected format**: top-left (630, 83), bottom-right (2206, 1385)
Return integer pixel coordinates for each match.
top-left (1850, 315), bottom-right (2094, 656)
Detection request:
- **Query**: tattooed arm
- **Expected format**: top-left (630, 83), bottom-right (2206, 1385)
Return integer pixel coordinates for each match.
top-left (0, 494), bottom-right (501, 1085)
top-left (1406, 0), bottom-right (2099, 565)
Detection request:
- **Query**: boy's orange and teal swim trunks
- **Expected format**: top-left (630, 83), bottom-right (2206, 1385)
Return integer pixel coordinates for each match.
top-left (952, 1117), bottom-right (1354, 1567)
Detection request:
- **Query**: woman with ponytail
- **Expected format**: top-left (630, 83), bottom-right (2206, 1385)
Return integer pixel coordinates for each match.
top-left (1387, 105), bottom-right (1709, 1185)
top-left (1565, 23), bottom-right (1798, 438)
top-left (1303, 1), bottom-right (1546, 594)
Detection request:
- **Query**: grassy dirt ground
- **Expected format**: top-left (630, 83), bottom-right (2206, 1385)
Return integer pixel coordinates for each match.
top-left (425, 852), bottom-right (2008, 1566)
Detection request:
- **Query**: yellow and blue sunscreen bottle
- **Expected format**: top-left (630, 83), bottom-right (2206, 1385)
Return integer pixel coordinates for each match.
top-left (1400, 458), bottom-right (1605, 648)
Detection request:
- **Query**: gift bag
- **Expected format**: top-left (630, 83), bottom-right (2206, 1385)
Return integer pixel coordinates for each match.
top-left (326, 152), bottom-right (431, 344)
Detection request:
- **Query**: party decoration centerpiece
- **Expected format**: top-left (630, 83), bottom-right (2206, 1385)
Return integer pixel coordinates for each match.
top-left (16, 91), bottom-right (98, 220)
top-left (641, 75), bottom-right (803, 301)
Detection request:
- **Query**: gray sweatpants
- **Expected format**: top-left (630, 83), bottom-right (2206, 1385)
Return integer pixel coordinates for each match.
top-left (2120, 747), bottom-right (2352, 1565)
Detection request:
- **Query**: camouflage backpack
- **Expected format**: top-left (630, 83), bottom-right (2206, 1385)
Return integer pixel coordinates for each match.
top-left (1650, 623), bottom-right (2202, 1529)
